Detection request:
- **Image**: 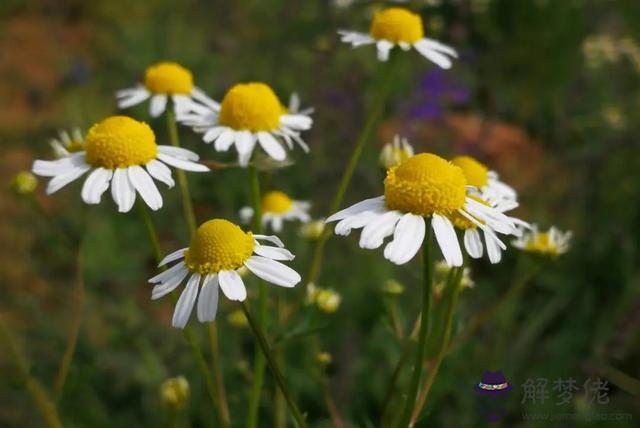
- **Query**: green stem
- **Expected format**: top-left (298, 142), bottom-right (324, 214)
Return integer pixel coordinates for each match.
top-left (306, 56), bottom-right (398, 286)
top-left (247, 165), bottom-right (267, 428)
top-left (409, 266), bottom-right (464, 425)
top-left (397, 225), bottom-right (433, 428)
top-left (208, 323), bottom-right (231, 427)
top-left (242, 303), bottom-right (307, 428)
top-left (53, 246), bottom-right (85, 398)
top-left (137, 202), bottom-right (225, 427)
top-left (0, 317), bottom-right (63, 428)
top-left (166, 109), bottom-right (197, 237)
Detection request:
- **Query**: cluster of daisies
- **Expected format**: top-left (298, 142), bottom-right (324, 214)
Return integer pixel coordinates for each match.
top-left (30, 6), bottom-right (569, 329)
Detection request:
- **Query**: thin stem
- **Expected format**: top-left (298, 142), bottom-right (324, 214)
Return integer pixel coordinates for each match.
top-left (137, 202), bottom-right (226, 427)
top-left (242, 303), bottom-right (307, 428)
top-left (0, 317), bottom-right (63, 428)
top-left (247, 165), bottom-right (267, 428)
top-left (397, 225), bottom-right (433, 428)
top-left (166, 109), bottom-right (197, 237)
top-left (409, 266), bottom-right (464, 425)
top-left (208, 323), bottom-right (230, 426)
top-left (306, 55), bottom-right (398, 286)
top-left (53, 246), bottom-right (85, 398)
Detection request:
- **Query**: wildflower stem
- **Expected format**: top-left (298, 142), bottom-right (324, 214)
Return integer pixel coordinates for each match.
top-left (165, 109), bottom-right (197, 237)
top-left (137, 202), bottom-right (227, 427)
top-left (306, 56), bottom-right (397, 286)
top-left (53, 245), bottom-right (85, 398)
top-left (242, 303), bottom-right (307, 428)
top-left (0, 317), bottom-right (63, 428)
top-left (409, 266), bottom-right (465, 425)
top-left (398, 225), bottom-right (433, 428)
top-left (207, 323), bottom-right (231, 426)
top-left (247, 165), bottom-right (268, 428)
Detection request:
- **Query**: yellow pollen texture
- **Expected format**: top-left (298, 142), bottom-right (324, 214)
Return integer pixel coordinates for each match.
top-left (185, 219), bottom-right (255, 274)
top-left (262, 191), bottom-right (293, 214)
top-left (218, 82), bottom-right (283, 132)
top-left (85, 116), bottom-right (158, 169)
top-left (370, 8), bottom-right (424, 44)
top-left (384, 153), bottom-right (467, 217)
top-left (451, 156), bottom-right (489, 188)
top-left (144, 62), bottom-right (194, 94)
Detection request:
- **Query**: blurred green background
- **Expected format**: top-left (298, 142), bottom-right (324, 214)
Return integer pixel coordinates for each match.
top-left (1, 0), bottom-right (639, 426)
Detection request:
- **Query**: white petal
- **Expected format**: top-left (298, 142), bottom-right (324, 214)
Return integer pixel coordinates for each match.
top-left (117, 88), bottom-right (150, 109)
top-left (271, 216), bottom-right (283, 233)
top-left (414, 40), bottom-right (454, 69)
top-left (172, 273), bottom-right (200, 328)
top-left (484, 229), bottom-right (502, 264)
top-left (253, 234), bottom-right (284, 247)
top-left (244, 256), bottom-right (301, 288)
top-left (197, 274), bottom-right (219, 322)
top-left (236, 131), bottom-right (257, 167)
top-left (46, 164), bottom-right (91, 195)
top-left (376, 40), bottom-right (394, 62)
top-left (431, 214), bottom-right (463, 267)
top-left (150, 95), bottom-right (168, 117)
top-left (280, 114), bottom-right (312, 130)
top-left (326, 196), bottom-right (386, 223)
top-left (215, 130), bottom-right (236, 151)
top-left (464, 229), bottom-right (483, 259)
top-left (218, 270), bottom-right (247, 301)
top-left (159, 247), bottom-right (187, 267)
top-left (253, 244), bottom-right (295, 261)
top-left (335, 211), bottom-right (379, 236)
top-left (158, 145), bottom-right (200, 161)
top-left (151, 263), bottom-right (190, 300)
top-left (81, 168), bottom-right (113, 204)
top-left (128, 166), bottom-right (163, 211)
top-left (191, 87), bottom-right (221, 111)
top-left (32, 152), bottom-right (86, 177)
top-left (157, 153), bottom-right (209, 172)
top-left (422, 37), bottom-right (459, 57)
top-left (146, 159), bottom-right (175, 188)
top-left (383, 213), bottom-right (426, 265)
top-left (203, 127), bottom-right (229, 143)
top-left (111, 168), bottom-right (136, 213)
top-left (257, 132), bottom-right (286, 161)
top-left (359, 210), bottom-right (402, 249)
top-left (239, 206), bottom-right (254, 223)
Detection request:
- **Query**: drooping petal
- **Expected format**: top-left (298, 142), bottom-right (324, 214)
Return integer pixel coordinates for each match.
top-left (414, 40), bottom-right (454, 69)
top-left (257, 132), bottom-right (286, 161)
top-left (197, 274), bottom-right (219, 322)
top-left (81, 167), bottom-right (113, 204)
top-left (244, 256), bottom-right (301, 288)
top-left (359, 210), bottom-right (402, 249)
top-left (46, 164), bottom-right (91, 195)
top-left (158, 247), bottom-right (188, 267)
top-left (128, 165), bottom-right (163, 211)
top-left (172, 273), bottom-right (201, 328)
top-left (253, 234), bottom-right (284, 247)
top-left (151, 263), bottom-right (190, 300)
top-left (463, 228), bottom-right (483, 259)
top-left (326, 196), bottom-right (386, 223)
top-left (431, 214), bottom-right (463, 267)
top-left (253, 244), bottom-right (295, 261)
top-left (218, 270), bottom-right (247, 301)
top-left (157, 145), bottom-right (200, 161)
top-left (146, 159), bottom-right (175, 188)
top-left (157, 153), bottom-right (209, 172)
top-left (150, 94), bottom-right (168, 118)
top-left (111, 168), bottom-right (136, 213)
top-left (236, 131), bottom-right (257, 167)
top-left (383, 213), bottom-right (426, 265)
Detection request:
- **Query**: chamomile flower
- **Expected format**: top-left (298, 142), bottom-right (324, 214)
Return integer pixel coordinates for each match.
top-left (326, 153), bottom-right (518, 267)
top-left (451, 155), bottom-right (518, 204)
top-left (49, 128), bottom-right (85, 158)
top-left (338, 7), bottom-right (458, 67)
top-left (380, 135), bottom-right (415, 169)
top-left (32, 116), bottom-right (209, 212)
top-left (178, 82), bottom-right (313, 167)
top-left (239, 191), bottom-right (311, 232)
top-left (449, 194), bottom-right (529, 263)
top-left (116, 62), bottom-right (214, 118)
top-left (513, 225), bottom-right (572, 256)
top-left (149, 219), bottom-right (301, 328)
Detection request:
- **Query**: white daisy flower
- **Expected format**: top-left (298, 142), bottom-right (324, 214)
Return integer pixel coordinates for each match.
top-left (326, 153), bottom-right (519, 267)
top-left (380, 135), bottom-right (415, 169)
top-left (451, 155), bottom-right (518, 204)
top-left (177, 82), bottom-right (313, 167)
top-left (149, 219), bottom-right (301, 328)
top-left (116, 62), bottom-right (216, 118)
top-left (49, 128), bottom-right (85, 158)
top-left (239, 191), bottom-right (311, 233)
top-left (338, 7), bottom-right (458, 67)
top-left (513, 225), bottom-right (572, 256)
top-left (450, 193), bottom-right (529, 264)
top-left (32, 116), bottom-right (209, 213)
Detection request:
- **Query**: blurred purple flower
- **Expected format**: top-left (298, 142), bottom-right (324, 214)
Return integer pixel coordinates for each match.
top-left (405, 68), bottom-right (470, 119)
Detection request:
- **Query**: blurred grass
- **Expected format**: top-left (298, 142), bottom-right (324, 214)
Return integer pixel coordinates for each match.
top-left (1, 0), bottom-right (640, 427)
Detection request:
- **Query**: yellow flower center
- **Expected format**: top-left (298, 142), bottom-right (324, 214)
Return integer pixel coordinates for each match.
top-left (85, 116), bottom-right (158, 169)
top-left (450, 195), bottom-right (488, 230)
top-left (370, 8), bottom-right (424, 44)
top-left (144, 62), bottom-right (194, 94)
top-left (184, 219), bottom-right (255, 274)
top-left (450, 156), bottom-right (489, 188)
top-left (262, 191), bottom-right (293, 214)
top-left (219, 82), bottom-right (283, 132)
top-left (384, 153), bottom-right (467, 216)
top-left (525, 233), bottom-right (558, 255)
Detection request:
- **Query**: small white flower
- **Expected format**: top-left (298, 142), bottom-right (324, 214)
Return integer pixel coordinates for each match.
top-left (177, 82), bottom-right (313, 167)
top-left (380, 135), bottom-right (415, 169)
top-left (513, 225), bottom-right (572, 256)
top-left (149, 219), bottom-right (301, 328)
top-left (32, 116), bottom-right (208, 212)
top-left (451, 155), bottom-right (518, 205)
top-left (49, 128), bottom-right (85, 158)
top-left (338, 7), bottom-right (458, 67)
top-left (240, 191), bottom-right (310, 233)
top-left (116, 62), bottom-right (216, 118)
